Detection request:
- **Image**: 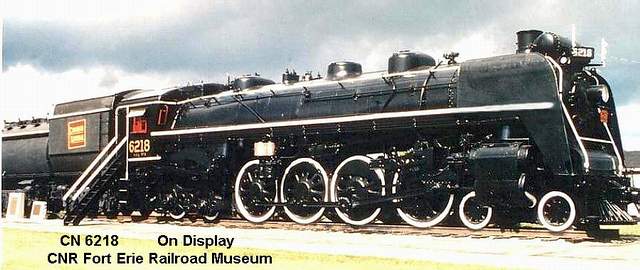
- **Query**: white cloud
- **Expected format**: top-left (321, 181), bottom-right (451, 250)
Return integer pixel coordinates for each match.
top-left (0, 0), bottom-right (198, 23)
top-left (312, 28), bottom-right (505, 74)
top-left (617, 102), bottom-right (640, 151)
top-left (0, 64), bottom-right (177, 120)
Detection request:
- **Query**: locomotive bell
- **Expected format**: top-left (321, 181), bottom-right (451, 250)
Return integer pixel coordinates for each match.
top-left (388, 50), bottom-right (436, 73)
top-left (326, 61), bottom-right (362, 80)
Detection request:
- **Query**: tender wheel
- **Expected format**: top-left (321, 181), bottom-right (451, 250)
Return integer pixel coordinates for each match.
top-left (393, 173), bottom-right (454, 228)
top-left (280, 158), bottom-right (329, 224)
top-left (458, 191), bottom-right (492, 230)
top-left (166, 186), bottom-right (187, 220)
top-left (330, 155), bottom-right (385, 226)
top-left (537, 191), bottom-right (576, 232)
top-left (169, 205), bottom-right (186, 220)
top-left (201, 194), bottom-right (221, 222)
top-left (203, 212), bottom-right (219, 222)
top-left (234, 160), bottom-right (277, 223)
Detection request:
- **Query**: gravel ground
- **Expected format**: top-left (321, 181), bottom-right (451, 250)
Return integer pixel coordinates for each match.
top-left (2, 219), bottom-right (639, 270)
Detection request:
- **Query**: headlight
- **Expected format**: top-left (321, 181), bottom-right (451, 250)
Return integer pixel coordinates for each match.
top-left (586, 85), bottom-right (610, 104)
top-left (599, 85), bottom-right (610, 103)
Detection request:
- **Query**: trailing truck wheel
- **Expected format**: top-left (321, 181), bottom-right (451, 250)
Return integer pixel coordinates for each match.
top-left (537, 191), bottom-right (576, 232)
top-left (280, 158), bottom-right (329, 224)
top-left (330, 155), bottom-right (385, 226)
top-left (234, 160), bottom-right (277, 223)
top-left (393, 173), bottom-right (454, 228)
top-left (458, 191), bottom-right (493, 230)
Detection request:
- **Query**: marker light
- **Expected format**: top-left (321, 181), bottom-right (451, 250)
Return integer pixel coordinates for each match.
top-left (599, 109), bottom-right (609, 123)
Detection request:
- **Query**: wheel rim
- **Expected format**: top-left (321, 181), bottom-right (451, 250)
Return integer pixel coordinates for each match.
top-left (167, 192), bottom-right (186, 220)
top-left (201, 192), bottom-right (220, 222)
top-left (169, 205), bottom-right (186, 220)
top-left (281, 158), bottom-right (328, 224)
top-left (537, 191), bottom-right (576, 232)
top-left (330, 155), bottom-right (385, 226)
top-left (234, 160), bottom-right (277, 223)
top-left (458, 191), bottom-right (492, 230)
top-left (393, 173), bottom-right (454, 228)
top-left (203, 212), bottom-right (219, 222)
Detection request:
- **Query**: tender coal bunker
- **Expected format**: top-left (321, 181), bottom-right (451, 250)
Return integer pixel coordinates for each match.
top-left (387, 50), bottom-right (436, 73)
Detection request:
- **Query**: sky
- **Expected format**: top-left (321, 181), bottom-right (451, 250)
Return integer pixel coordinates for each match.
top-left (1, 0), bottom-right (639, 150)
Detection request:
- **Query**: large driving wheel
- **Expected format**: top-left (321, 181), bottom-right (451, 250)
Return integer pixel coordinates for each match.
top-left (537, 191), bottom-right (576, 232)
top-left (234, 160), bottom-right (277, 223)
top-left (330, 155), bottom-right (385, 226)
top-left (393, 173), bottom-right (454, 228)
top-left (280, 158), bottom-right (329, 224)
top-left (458, 191), bottom-right (493, 230)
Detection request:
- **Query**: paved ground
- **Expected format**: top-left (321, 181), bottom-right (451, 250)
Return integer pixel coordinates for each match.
top-left (2, 219), bottom-right (640, 270)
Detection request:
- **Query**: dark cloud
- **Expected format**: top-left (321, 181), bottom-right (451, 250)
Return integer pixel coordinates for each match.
top-left (3, 0), bottom-right (640, 103)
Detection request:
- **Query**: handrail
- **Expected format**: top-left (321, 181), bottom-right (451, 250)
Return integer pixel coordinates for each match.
top-left (546, 56), bottom-right (590, 170)
top-left (602, 122), bottom-right (625, 175)
top-left (63, 137), bottom-right (118, 201)
top-left (70, 137), bottom-right (127, 201)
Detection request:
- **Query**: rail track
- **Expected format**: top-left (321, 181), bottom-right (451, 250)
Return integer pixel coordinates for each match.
top-left (82, 214), bottom-right (631, 243)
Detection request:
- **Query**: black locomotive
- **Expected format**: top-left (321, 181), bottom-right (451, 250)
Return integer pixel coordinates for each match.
top-left (3, 30), bottom-right (639, 232)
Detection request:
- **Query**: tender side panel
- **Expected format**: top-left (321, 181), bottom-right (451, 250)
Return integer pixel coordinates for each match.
top-left (48, 95), bottom-right (115, 174)
top-left (1, 135), bottom-right (50, 182)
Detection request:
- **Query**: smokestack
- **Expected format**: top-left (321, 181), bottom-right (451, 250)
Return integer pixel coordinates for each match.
top-left (516, 30), bottom-right (543, 53)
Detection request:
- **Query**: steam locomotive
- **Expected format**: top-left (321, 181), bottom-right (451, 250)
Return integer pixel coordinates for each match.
top-left (3, 30), bottom-right (639, 232)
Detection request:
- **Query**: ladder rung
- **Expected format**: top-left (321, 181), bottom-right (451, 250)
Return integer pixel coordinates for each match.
top-left (579, 136), bottom-right (613, 144)
top-left (64, 141), bottom-right (126, 226)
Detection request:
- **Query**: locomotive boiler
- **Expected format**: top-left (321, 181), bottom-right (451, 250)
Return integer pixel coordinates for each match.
top-left (2, 29), bottom-right (639, 232)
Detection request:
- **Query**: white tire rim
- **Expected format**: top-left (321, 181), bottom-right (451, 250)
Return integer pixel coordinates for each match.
top-left (203, 212), bottom-right (219, 222)
top-left (234, 160), bottom-right (277, 223)
top-left (458, 191), bottom-right (492, 230)
top-left (392, 173), bottom-right (454, 228)
top-left (537, 191), bottom-right (576, 232)
top-left (330, 155), bottom-right (385, 226)
top-left (280, 158), bottom-right (329, 224)
top-left (169, 209), bottom-right (186, 220)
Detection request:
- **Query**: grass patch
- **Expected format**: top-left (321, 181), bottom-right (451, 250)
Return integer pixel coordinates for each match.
top-left (601, 224), bottom-right (640, 237)
top-left (2, 227), bottom-right (516, 270)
